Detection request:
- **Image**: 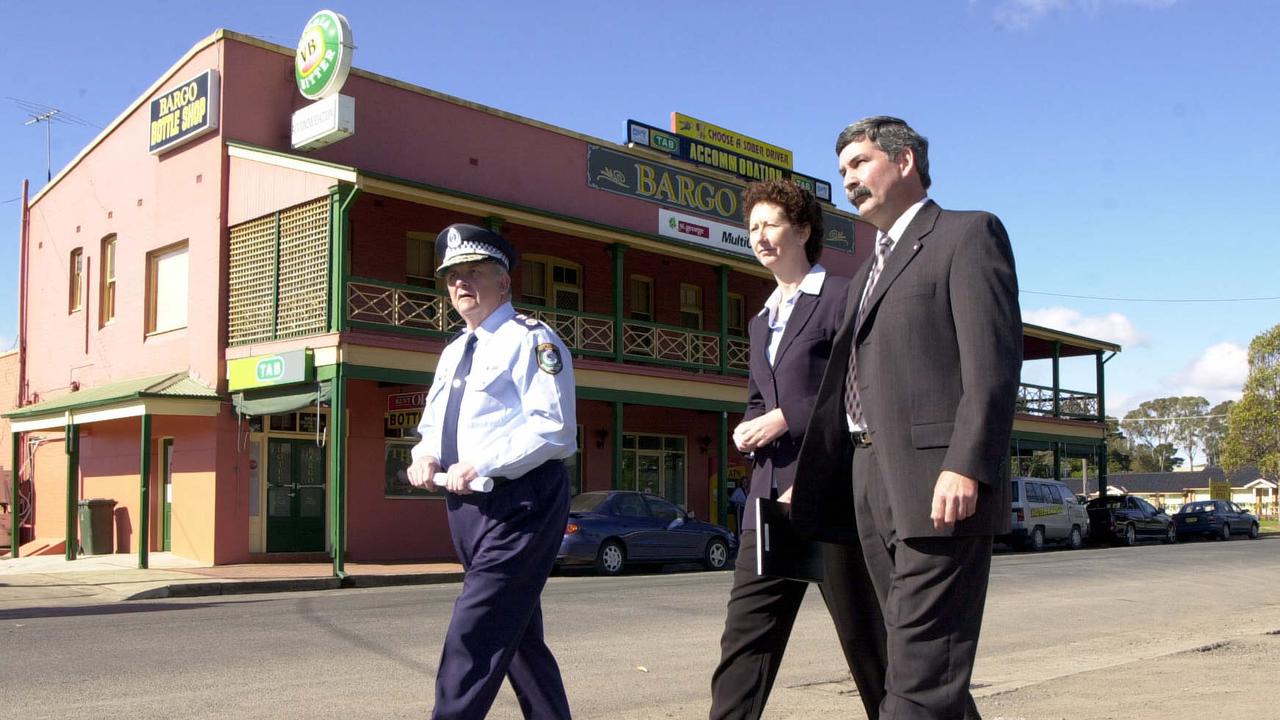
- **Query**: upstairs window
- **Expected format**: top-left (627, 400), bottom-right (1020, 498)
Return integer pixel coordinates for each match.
top-left (630, 275), bottom-right (653, 322)
top-left (100, 234), bottom-right (117, 326)
top-left (147, 242), bottom-right (189, 334)
top-left (406, 232), bottom-right (437, 288)
top-left (727, 293), bottom-right (746, 336)
top-left (679, 283), bottom-right (703, 330)
top-left (69, 248), bottom-right (83, 313)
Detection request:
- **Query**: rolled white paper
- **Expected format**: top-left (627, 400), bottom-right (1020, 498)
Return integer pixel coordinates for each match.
top-left (432, 473), bottom-right (494, 493)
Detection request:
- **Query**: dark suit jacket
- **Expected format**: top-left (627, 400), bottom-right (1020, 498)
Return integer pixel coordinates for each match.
top-left (740, 273), bottom-right (851, 533)
top-left (792, 200), bottom-right (1022, 540)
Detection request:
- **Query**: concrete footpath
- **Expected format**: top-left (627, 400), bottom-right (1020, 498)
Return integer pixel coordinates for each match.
top-left (0, 552), bottom-right (465, 605)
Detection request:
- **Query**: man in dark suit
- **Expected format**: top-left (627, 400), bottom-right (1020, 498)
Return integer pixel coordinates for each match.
top-left (710, 181), bottom-right (886, 719)
top-left (791, 117), bottom-right (1022, 719)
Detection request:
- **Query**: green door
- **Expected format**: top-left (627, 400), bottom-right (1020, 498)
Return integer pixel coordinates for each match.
top-left (266, 439), bottom-right (326, 552)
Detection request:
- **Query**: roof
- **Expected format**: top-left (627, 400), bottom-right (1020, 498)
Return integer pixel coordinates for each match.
top-left (1090, 466), bottom-right (1274, 494)
top-left (4, 372), bottom-right (219, 420)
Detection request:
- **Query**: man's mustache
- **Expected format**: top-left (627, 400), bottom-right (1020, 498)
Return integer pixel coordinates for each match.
top-left (847, 186), bottom-right (872, 204)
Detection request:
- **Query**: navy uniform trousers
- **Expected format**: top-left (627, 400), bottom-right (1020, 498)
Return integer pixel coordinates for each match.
top-left (433, 460), bottom-right (572, 720)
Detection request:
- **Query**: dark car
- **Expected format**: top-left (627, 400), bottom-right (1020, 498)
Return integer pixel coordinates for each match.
top-left (556, 491), bottom-right (738, 575)
top-left (1174, 500), bottom-right (1261, 541)
top-left (1085, 494), bottom-right (1176, 546)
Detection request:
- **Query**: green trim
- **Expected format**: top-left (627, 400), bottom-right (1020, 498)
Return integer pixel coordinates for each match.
top-left (329, 363), bottom-right (348, 578)
top-left (272, 211), bottom-right (281, 338)
top-left (161, 438), bottom-right (173, 552)
top-left (1052, 340), bottom-right (1061, 417)
top-left (343, 365), bottom-right (433, 386)
top-left (138, 415), bottom-right (151, 569)
top-left (612, 402), bottom-right (624, 490)
top-left (717, 266), bottom-right (730, 375)
top-left (717, 411), bottom-right (728, 525)
top-left (1096, 350), bottom-right (1108, 495)
top-left (1023, 322), bottom-right (1122, 353)
top-left (329, 184), bottom-right (361, 334)
top-left (4, 373), bottom-right (218, 420)
top-left (611, 245), bottom-right (626, 363)
top-left (578, 386), bottom-right (744, 413)
top-left (10, 432), bottom-right (19, 557)
top-left (65, 423), bottom-right (78, 561)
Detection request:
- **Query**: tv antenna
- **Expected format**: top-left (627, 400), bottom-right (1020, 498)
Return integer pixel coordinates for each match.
top-left (10, 97), bottom-right (99, 183)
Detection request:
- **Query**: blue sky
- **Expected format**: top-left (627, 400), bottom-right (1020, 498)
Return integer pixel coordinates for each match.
top-left (1, 0), bottom-right (1277, 418)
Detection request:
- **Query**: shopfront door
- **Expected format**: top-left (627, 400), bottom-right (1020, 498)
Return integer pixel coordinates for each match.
top-left (266, 438), bottom-right (326, 552)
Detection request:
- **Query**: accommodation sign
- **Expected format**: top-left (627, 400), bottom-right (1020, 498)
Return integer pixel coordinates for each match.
top-left (148, 69), bottom-right (220, 154)
top-left (671, 112), bottom-right (793, 169)
top-left (628, 120), bottom-right (831, 203)
top-left (587, 144), bottom-right (854, 254)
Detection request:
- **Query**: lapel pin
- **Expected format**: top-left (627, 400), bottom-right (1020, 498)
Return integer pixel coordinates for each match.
top-left (912, 242), bottom-right (921, 251)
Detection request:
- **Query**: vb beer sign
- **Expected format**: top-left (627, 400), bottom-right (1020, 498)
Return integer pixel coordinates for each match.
top-left (148, 69), bottom-right (220, 155)
top-left (227, 349), bottom-right (315, 392)
top-left (295, 10), bottom-right (354, 100)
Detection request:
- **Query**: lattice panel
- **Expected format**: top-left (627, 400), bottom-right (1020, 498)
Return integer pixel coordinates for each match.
top-left (228, 214), bottom-right (278, 345)
top-left (276, 198), bottom-right (330, 339)
top-left (727, 337), bottom-right (750, 370)
top-left (528, 310), bottom-right (615, 355)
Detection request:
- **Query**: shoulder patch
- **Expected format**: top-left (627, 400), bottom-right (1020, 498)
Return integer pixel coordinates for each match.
top-left (535, 342), bottom-right (563, 375)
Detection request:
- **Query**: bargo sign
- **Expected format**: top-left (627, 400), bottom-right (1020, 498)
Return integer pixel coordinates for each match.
top-left (148, 69), bottom-right (220, 155)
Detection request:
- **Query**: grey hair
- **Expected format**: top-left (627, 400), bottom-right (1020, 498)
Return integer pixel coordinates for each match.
top-left (835, 116), bottom-right (931, 190)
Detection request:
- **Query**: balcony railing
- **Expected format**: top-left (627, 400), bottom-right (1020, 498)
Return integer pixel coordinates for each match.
top-left (346, 277), bottom-right (749, 375)
top-left (1017, 382), bottom-right (1101, 421)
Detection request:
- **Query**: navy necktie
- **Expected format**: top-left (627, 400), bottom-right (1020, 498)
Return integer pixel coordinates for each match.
top-left (439, 334), bottom-right (477, 469)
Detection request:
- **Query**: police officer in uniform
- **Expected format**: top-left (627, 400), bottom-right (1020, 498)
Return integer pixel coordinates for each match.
top-left (408, 223), bottom-right (577, 720)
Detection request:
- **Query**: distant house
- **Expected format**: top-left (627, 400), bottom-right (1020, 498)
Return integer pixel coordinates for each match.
top-left (1088, 466), bottom-right (1277, 518)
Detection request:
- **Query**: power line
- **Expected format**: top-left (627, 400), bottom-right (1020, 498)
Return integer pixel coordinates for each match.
top-left (1023, 289), bottom-right (1280, 303)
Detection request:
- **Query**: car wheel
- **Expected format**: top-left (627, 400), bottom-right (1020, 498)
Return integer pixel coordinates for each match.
top-left (1220, 523), bottom-right (1231, 541)
top-left (1249, 523), bottom-right (1260, 540)
top-left (595, 540), bottom-right (626, 576)
top-left (1124, 523), bottom-right (1138, 546)
top-left (1163, 523), bottom-right (1177, 544)
top-left (1068, 526), bottom-right (1084, 550)
top-left (703, 538), bottom-right (729, 570)
top-left (1030, 526), bottom-right (1046, 552)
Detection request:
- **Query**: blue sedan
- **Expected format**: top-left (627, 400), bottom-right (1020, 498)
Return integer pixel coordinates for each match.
top-left (1174, 500), bottom-right (1261, 541)
top-left (557, 491), bottom-right (738, 575)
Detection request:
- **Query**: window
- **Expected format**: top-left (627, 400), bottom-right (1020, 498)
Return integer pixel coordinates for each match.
top-left (406, 232), bottom-right (437, 288)
top-left (679, 283), bottom-right (703, 329)
top-left (727, 293), bottom-right (746, 336)
top-left (1045, 484), bottom-right (1064, 504)
top-left (100, 234), bottom-right (117, 325)
top-left (646, 497), bottom-right (683, 523)
top-left (630, 275), bottom-right (653, 321)
top-left (613, 494), bottom-right (650, 518)
top-left (146, 242), bottom-right (189, 334)
top-left (1026, 483), bottom-right (1044, 503)
top-left (69, 248), bottom-right (83, 312)
top-left (620, 433), bottom-right (688, 506)
top-left (522, 259), bottom-right (546, 305)
top-left (522, 255), bottom-right (582, 310)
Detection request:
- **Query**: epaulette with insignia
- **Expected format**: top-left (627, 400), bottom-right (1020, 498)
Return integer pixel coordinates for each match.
top-left (511, 313), bottom-right (545, 331)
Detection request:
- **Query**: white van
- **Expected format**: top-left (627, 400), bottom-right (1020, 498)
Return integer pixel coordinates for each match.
top-left (1003, 477), bottom-right (1090, 551)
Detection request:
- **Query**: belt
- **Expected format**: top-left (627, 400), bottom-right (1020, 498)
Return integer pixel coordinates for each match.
top-left (850, 430), bottom-right (872, 448)
top-left (491, 458), bottom-right (565, 486)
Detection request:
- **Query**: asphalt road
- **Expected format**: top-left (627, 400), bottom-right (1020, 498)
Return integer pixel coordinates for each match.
top-left (3, 536), bottom-right (1278, 719)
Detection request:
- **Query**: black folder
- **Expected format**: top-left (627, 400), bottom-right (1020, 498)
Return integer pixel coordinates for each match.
top-left (755, 497), bottom-right (825, 583)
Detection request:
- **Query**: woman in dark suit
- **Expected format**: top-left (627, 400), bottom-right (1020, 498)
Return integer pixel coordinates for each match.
top-left (709, 180), bottom-right (886, 719)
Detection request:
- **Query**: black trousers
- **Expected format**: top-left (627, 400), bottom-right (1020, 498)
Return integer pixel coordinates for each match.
top-left (853, 446), bottom-right (992, 720)
top-left (709, 520), bottom-right (887, 719)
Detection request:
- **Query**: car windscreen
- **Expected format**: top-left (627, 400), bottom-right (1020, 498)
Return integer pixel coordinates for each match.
top-left (570, 492), bottom-right (610, 513)
top-left (1180, 502), bottom-right (1216, 514)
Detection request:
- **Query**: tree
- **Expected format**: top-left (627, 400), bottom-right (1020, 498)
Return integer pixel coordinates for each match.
top-left (1222, 324), bottom-right (1280, 475)
top-left (1201, 400), bottom-right (1235, 468)
top-left (1132, 443), bottom-right (1184, 473)
top-left (1169, 396), bottom-right (1209, 469)
top-left (1104, 416), bottom-right (1133, 472)
top-left (1123, 398), bottom-right (1180, 471)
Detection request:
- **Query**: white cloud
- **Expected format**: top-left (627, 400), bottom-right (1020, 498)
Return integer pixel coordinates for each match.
top-left (0, 334), bottom-right (13, 353)
top-left (1023, 306), bottom-right (1146, 347)
top-left (1166, 341), bottom-right (1247, 404)
top-left (993, 0), bottom-right (1176, 29)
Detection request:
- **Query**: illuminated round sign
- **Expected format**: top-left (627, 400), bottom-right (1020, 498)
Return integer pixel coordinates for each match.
top-left (294, 10), bottom-right (354, 101)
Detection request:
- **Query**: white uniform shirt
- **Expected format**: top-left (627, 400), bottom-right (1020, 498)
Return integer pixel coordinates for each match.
top-left (413, 302), bottom-right (578, 479)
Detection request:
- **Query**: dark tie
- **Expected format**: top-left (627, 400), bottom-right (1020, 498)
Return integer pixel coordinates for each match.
top-left (439, 334), bottom-right (478, 469)
top-left (844, 235), bottom-right (894, 428)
